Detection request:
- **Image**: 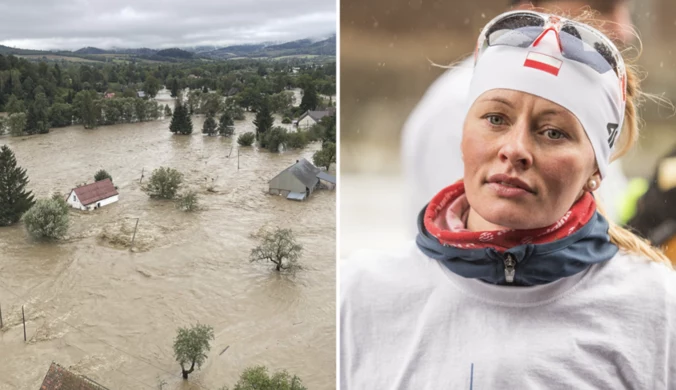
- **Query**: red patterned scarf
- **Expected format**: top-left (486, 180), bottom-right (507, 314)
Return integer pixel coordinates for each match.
top-left (424, 181), bottom-right (596, 251)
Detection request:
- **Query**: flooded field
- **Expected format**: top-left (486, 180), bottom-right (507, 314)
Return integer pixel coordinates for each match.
top-left (0, 91), bottom-right (335, 389)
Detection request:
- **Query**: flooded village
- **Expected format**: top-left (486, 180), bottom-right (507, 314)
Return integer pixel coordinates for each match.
top-left (0, 48), bottom-right (336, 389)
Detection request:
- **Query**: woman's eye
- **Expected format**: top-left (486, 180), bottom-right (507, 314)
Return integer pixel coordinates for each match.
top-left (486, 115), bottom-right (504, 126)
top-left (545, 129), bottom-right (565, 140)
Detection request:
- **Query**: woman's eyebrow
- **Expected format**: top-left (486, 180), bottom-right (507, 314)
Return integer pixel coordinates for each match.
top-left (479, 97), bottom-right (515, 108)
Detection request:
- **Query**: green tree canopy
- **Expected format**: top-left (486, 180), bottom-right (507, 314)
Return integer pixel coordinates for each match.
top-left (218, 111), bottom-right (234, 136)
top-left (22, 197), bottom-right (69, 240)
top-left (0, 145), bottom-right (35, 226)
top-left (143, 75), bottom-right (160, 98)
top-left (237, 132), bottom-right (255, 147)
top-left (223, 365), bottom-right (307, 390)
top-left (202, 113), bottom-right (217, 136)
top-left (173, 323), bottom-right (214, 380)
top-left (170, 100), bottom-right (193, 135)
top-left (253, 98), bottom-right (273, 140)
top-left (145, 167), bottom-right (183, 199)
top-left (7, 112), bottom-right (27, 136)
top-left (261, 126), bottom-right (288, 153)
top-left (312, 142), bottom-right (336, 171)
top-left (94, 169), bottom-right (112, 183)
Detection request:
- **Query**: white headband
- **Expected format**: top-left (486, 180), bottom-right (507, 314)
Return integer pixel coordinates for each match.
top-left (466, 34), bottom-right (626, 178)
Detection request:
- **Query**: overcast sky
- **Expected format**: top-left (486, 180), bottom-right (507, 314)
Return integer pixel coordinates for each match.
top-left (0, 0), bottom-right (336, 51)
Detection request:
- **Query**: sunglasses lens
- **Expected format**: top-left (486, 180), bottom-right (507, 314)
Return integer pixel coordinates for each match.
top-left (484, 13), bottom-right (544, 49)
top-left (560, 23), bottom-right (618, 75)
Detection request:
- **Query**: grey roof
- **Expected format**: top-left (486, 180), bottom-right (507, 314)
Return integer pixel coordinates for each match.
top-left (298, 110), bottom-right (334, 123)
top-left (270, 158), bottom-right (320, 189)
top-left (316, 171), bottom-right (336, 184)
top-left (287, 192), bottom-right (307, 201)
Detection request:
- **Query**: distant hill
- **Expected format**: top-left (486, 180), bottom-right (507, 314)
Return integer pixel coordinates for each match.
top-left (201, 36), bottom-right (336, 59)
top-left (0, 45), bottom-right (50, 55)
top-left (0, 35), bottom-right (335, 63)
top-left (75, 46), bottom-right (108, 55)
top-left (155, 48), bottom-right (193, 59)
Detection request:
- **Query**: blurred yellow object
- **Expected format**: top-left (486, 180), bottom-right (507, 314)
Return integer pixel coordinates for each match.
top-left (663, 235), bottom-right (676, 266)
top-left (617, 178), bottom-right (649, 225)
top-left (657, 157), bottom-right (676, 191)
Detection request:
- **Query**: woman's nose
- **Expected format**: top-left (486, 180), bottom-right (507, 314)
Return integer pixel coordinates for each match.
top-left (498, 124), bottom-right (534, 170)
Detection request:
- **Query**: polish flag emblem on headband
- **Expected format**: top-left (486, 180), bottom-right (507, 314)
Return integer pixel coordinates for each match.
top-left (524, 52), bottom-right (563, 76)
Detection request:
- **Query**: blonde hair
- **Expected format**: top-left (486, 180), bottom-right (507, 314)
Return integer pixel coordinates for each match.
top-left (572, 11), bottom-right (675, 268)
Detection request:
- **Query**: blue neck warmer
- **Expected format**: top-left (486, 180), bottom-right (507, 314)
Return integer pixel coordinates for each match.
top-left (416, 206), bottom-right (619, 286)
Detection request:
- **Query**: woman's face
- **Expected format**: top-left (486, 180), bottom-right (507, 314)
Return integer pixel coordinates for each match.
top-left (461, 89), bottom-right (600, 230)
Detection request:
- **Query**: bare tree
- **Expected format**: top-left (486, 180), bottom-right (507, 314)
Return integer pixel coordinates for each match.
top-left (250, 228), bottom-right (303, 272)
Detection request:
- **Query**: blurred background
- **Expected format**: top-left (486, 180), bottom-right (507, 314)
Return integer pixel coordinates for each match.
top-left (340, 0), bottom-right (676, 257)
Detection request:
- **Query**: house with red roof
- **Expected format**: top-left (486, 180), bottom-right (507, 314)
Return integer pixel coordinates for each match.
top-left (66, 178), bottom-right (119, 211)
top-left (40, 362), bottom-right (110, 389)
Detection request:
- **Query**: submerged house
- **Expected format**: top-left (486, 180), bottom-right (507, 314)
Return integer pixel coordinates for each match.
top-left (295, 108), bottom-right (335, 128)
top-left (40, 362), bottom-right (110, 390)
top-left (67, 179), bottom-right (119, 211)
top-left (268, 158), bottom-right (322, 201)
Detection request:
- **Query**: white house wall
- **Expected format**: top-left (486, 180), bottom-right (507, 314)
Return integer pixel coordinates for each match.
top-left (67, 191), bottom-right (84, 210)
top-left (67, 192), bottom-right (119, 211)
top-left (298, 116), bottom-right (316, 128)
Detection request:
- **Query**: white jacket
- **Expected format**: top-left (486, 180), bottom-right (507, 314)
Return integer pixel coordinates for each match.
top-left (340, 242), bottom-right (676, 389)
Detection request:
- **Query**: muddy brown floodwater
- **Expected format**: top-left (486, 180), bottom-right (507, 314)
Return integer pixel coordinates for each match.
top-left (0, 90), bottom-right (335, 389)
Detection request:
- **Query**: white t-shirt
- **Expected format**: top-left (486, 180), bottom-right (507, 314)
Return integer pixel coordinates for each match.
top-left (340, 242), bottom-right (676, 389)
top-left (401, 58), bottom-right (628, 235)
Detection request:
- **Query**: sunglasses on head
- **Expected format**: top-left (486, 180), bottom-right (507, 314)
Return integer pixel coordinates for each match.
top-left (474, 11), bottom-right (626, 98)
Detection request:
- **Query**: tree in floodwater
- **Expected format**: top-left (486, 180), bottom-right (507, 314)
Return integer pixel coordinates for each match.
top-left (299, 82), bottom-right (319, 112)
top-left (22, 197), bottom-right (69, 240)
top-left (253, 97), bottom-right (273, 141)
top-left (217, 112), bottom-right (234, 137)
top-left (170, 100), bottom-right (192, 135)
top-left (173, 323), bottom-right (214, 380)
top-left (7, 112), bottom-right (27, 136)
top-left (94, 169), bottom-right (112, 183)
top-left (164, 104), bottom-right (172, 117)
top-left (0, 145), bottom-right (35, 226)
top-left (312, 142), bottom-right (336, 171)
top-left (237, 132), bottom-right (255, 146)
top-left (145, 167), bottom-right (183, 199)
top-left (74, 90), bottom-right (100, 129)
top-left (221, 365), bottom-right (307, 390)
top-left (202, 113), bottom-right (217, 136)
top-left (170, 78), bottom-right (180, 98)
top-left (250, 228), bottom-right (303, 272)
top-left (143, 75), bottom-right (160, 98)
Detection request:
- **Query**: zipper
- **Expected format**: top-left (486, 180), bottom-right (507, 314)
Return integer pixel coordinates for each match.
top-left (504, 253), bottom-right (516, 283)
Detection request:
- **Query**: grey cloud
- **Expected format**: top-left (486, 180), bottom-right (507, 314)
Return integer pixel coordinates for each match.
top-left (0, 0), bottom-right (335, 50)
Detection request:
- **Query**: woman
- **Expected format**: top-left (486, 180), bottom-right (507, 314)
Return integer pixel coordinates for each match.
top-left (340, 11), bottom-right (676, 390)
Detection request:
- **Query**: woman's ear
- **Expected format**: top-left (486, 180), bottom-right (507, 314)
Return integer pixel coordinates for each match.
top-left (585, 171), bottom-right (602, 192)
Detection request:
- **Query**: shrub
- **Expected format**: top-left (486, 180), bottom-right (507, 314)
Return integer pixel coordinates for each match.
top-left (94, 169), bottom-right (112, 183)
top-left (176, 191), bottom-right (199, 212)
top-left (286, 131), bottom-right (308, 149)
top-left (281, 116), bottom-right (292, 124)
top-left (145, 167), bottom-right (183, 199)
top-left (237, 132), bottom-right (255, 147)
top-left (23, 198), bottom-right (69, 240)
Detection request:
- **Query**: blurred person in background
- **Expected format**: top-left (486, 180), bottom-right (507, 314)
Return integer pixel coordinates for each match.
top-left (627, 145), bottom-right (676, 261)
top-left (402, 0), bottom-right (634, 234)
top-left (343, 10), bottom-right (675, 389)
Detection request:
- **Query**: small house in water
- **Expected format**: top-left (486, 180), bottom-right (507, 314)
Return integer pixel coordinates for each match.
top-left (295, 108), bottom-right (335, 128)
top-left (67, 179), bottom-right (119, 211)
top-left (40, 362), bottom-right (110, 389)
top-left (269, 158), bottom-right (323, 201)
